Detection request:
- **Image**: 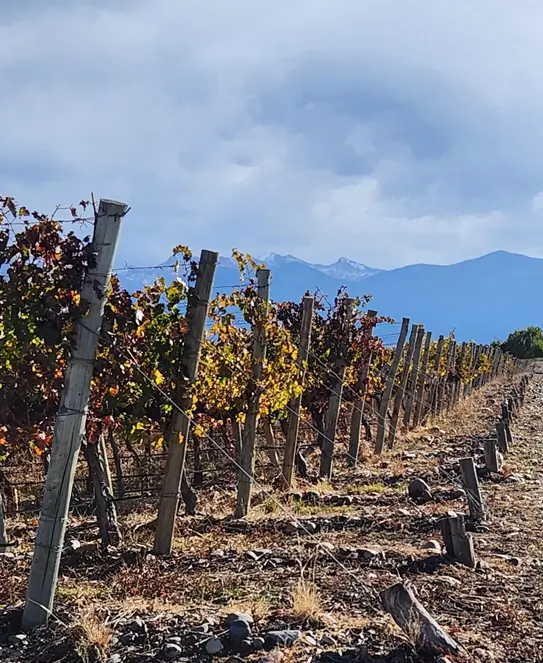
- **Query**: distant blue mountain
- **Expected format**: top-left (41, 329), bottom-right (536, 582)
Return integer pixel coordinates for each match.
top-left (117, 250), bottom-right (542, 343)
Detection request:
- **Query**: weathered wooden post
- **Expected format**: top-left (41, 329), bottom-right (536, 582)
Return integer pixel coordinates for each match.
top-left (425, 334), bottom-right (444, 418)
top-left (235, 269), bottom-right (271, 516)
top-left (282, 296), bottom-right (314, 487)
top-left (413, 330), bottom-right (433, 427)
top-left (374, 318), bottom-right (410, 454)
top-left (23, 199), bottom-right (128, 630)
top-left (484, 438), bottom-right (501, 473)
top-left (403, 326), bottom-right (425, 430)
top-left (382, 582), bottom-right (461, 655)
top-left (440, 512), bottom-right (476, 567)
top-left (387, 324), bottom-right (418, 449)
top-left (348, 310), bottom-right (377, 465)
top-left (154, 249), bottom-right (219, 550)
top-left (320, 298), bottom-right (355, 479)
top-left (495, 421), bottom-right (509, 454)
top-left (0, 494), bottom-right (6, 551)
top-left (459, 457), bottom-right (485, 520)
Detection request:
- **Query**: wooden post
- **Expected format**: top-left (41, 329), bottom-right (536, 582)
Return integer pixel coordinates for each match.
top-left (403, 326), bottom-right (425, 430)
top-left (347, 310), bottom-right (377, 465)
top-left (319, 298), bottom-right (355, 479)
top-left (374, 318), bottom-right (410, 454)
top-left (387, 324), bottom-right (418, 450)
top-left (454, 342), bottom-right (467, 405)
top-left (381, 583), bottom-right (461, 655)
top-left (108, 429), bottom-right (124, 498)
top-left (426, 335), bottom-right (444, 418)
top-left (484, 438), bottom-right (501, 473)
top-left (440, 512), bottom-right (476, 567)
top-left (459, 457), bottom-right (485, 520)
top-left (154, 249), bottom-right (219, 552)
top-left (0, 494), bottom-right (6, 550)
top-left (443, 341), bottom-right (457, 413)
top-left (235, 269), bottom-right (271, 517)
top-left (84, 433), bottom-right (121, 549)
top-left (262, 420), bottom-right (281, 470)
top-left (413, 331), bottom-right (432, 427)
top-left (495, 421), bottom-right (509, 454)
top-left (282, 296), bottom-right (314, 487)
top-left (23, 199), bottom-right (127, 630)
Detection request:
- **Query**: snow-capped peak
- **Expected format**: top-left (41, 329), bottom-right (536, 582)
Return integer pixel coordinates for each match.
top-left (313, 257), bottom-right (382, 281)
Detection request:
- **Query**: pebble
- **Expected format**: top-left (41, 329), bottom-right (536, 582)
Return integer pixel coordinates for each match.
top-left (285, 522), bottom-right (299, 534)
top-left (157, 643), bottom-right (183, 661)
top-left (321, 634), bottom-right (337, 646)
top-left (205, 636), bottom-right (224, 655)
top-left (264, 630), bottom-right (300, 647)
top-left (358, 547), bottom-right (381, 560)
top-left (420, 539), bottom-right (442, 553)
top-left (7, 634), bottom-right (27, 646)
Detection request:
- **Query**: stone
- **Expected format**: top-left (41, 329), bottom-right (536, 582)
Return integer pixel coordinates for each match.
top-left (127, 617), bottom-right (147, 633)
top-left (7, 634), bottom-right (27, 645)
top-left (358, 548), bottom-right (381, 560)
top-left (191, 623), bottom-right (209, 634)
top-left (158, 643), bottom-right (183, 661)
top-left (420, 540), bottom-right (442, 553)
top-left (408, 478), bottom-right (433, 503)
top-left (253, 637), bottom-right (266, 651)
top-left (303, 634), bottom-right (318, 646)
top-left (437, 575), bottom-right (462, 587)
top-left (285, 521), bottom-right (299, 534)
top-left (229, 619), bottom-right (252, 644)
top-left (264, 630), bottom-right (300, 647)
top-left (239, 639), bottom-right (254, 656)
top-left (225, 612), bottom-right (254, 626)
top-left (321, 634), bottom-right (337, 646)
top-left (205, 636), bottom-right (224, 655)
top-left (303, 521), bottom-right (317, 534)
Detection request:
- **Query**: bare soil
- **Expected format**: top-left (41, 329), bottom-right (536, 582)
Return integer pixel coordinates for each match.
top-left (1, 373), bottom-right (542, 663)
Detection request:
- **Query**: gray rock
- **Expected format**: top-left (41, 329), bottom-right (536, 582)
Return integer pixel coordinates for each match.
top-left (105, 655), bottom-right (122, 663)
top-left (191, 623), bottom-right (209, 634)
top-left (264, 630), bottom-right (300, 647)
top-left (229, 619), bottom-right (252, 644)
top-left (420, 540), bottom-right (442, 553)
top-left (302, 521), bottom-right (317, 534)
top-left (358, 548), bottom-right (381, 560)
top-left (239, 639), bottom-right (254, 656)
top-left (321, 634), bottom-right (337, 646)
top-left (285, 521), bottom-right (299, 534)
top-left (253, 636), bottom-right (266, 651)
top-left (205, 636), bottom-right (224, 655)
top-left (408, 478), bottom-right (433, 503)
top-left (7, 634), bottom-right (27, 646)
top-left (225, 612), bottom-right (254, 626)
top-left (158, 643), bottom-right (183, 661)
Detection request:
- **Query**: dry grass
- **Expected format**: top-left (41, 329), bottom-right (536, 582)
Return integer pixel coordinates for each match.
top-left (291, 576), bottom-right (321, 623)
top-left (73, 608), bottom-right (112, 663)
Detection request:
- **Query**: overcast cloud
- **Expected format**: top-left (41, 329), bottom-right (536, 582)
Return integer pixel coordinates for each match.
top-left (2, 0), bottom-right (543, 269)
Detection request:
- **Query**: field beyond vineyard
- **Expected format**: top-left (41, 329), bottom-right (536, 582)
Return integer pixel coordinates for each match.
top-left (2, 372), bottom-right (543, 663)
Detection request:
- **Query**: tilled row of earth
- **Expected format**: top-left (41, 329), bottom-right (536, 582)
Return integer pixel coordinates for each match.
top-left (1, 374), bottom-right (542, 662)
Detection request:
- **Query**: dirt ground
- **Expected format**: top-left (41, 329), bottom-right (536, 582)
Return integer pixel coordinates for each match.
top-left (1, 371), bottom-right (542, 663)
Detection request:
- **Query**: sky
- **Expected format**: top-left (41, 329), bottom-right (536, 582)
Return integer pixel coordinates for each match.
top-left (2, 0), bottom-right (543, 270)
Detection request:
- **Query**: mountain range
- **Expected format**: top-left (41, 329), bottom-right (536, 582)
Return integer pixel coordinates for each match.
top-left (118, 250), bottom-right (542, 344)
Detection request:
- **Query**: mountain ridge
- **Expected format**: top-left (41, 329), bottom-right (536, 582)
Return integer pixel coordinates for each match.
top-left (118, 250), bottom-right (542, 344)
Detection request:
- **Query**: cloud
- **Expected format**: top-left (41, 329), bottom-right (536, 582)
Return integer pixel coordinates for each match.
top-left (2, 0), bottom-right (543, 268)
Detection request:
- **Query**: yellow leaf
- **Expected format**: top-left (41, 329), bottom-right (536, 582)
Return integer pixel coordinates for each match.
top-left (154, 369), bottom-right (165, 385)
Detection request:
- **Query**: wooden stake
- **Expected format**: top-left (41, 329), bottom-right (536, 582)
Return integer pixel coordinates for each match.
top-left (282, 296), bottom-right (314, 487)
top-left (440, 512), bottom-right (476, 567)
top-left (154, 249), bottom-right (219, 552)
top-left (382, 582), bottom-right (461, 655)
top-left (320, 298), bottom-right (355, 479)
top-left (387, 324), bottom-right (418, 450)
top-left (374, 318), bottom-right (410, 454)
top-left (426, 334), bottom-right (444, 418)
top-left (235, 269), bottom-right (271, 517)
top-left (23, 199), bottom-right (127, 630)
top-left (403, 326), bottom-right (425, 430)
top-left (0, 494), bottom-right (6, 550)
top-left (413, 330), bottom-right (433, 427)
top-left (484, 438), bottom-right (501, 473)
top-left (347, 310), bottom-right (377, 465)
top-left (459, 457), bottom-right (485, 520)
top-left (496, 421), bottom-right (509, 454)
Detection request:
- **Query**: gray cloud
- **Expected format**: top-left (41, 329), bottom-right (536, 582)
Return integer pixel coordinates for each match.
top-left (2, 0), bottom-right (543, 268)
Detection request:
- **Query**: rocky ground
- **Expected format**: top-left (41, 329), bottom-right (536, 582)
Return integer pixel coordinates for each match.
top-left (1, 372), bottom-right (543, 663)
